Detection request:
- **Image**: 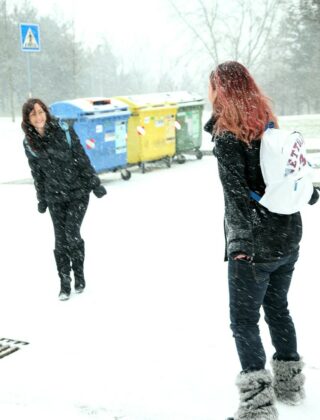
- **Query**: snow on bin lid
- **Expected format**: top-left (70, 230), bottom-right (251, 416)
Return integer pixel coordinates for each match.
top-left (159, 91), bottom-right (204, 105)
top-left (50, 97), bottom-right (129, 119)
top-left (116, 92), bottom-right (204, 109)
top-left (115, 93), bottom-right (177, 109)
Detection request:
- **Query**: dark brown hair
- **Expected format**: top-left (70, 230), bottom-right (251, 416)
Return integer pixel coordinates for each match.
top-left (21, 98), bottom-right (52, 151)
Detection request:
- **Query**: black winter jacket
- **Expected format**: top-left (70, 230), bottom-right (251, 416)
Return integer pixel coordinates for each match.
top-left (24, 120), bottom-right (101, 204)
top-left (204, 118), bottom-right (303, 262)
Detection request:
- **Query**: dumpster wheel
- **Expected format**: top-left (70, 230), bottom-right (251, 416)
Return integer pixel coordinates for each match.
top-left (165, 157), bottom-right (172, 168)
top-left (121, 169), bottom-right (131, 181)
top-left (195, 150), bottom-right (203, 160)
top-left (140, 162), bottom-right (146, 174)
top-left (177, 154), bottom-right (186, 164)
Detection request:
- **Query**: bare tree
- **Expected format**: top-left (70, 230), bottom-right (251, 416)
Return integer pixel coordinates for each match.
top-left (1, 0), bottom-right (15, 120)
top-left (169, 0), bottom-right (220, 64)
top-left (168, 0), bottom-right (283, 70)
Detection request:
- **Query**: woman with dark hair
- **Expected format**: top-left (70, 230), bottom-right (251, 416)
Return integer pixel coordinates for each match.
top-left (205, 62), bottom-right (315, 419)
top-left (22, 98), bottom-right (106, 301)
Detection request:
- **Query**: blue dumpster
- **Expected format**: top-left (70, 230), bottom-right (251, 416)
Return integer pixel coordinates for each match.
top-left (50, 97), bottom-right (131, 180)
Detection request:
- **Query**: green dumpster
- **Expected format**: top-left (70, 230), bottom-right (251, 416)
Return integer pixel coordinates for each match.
top-left (159, 91), bottom-right (204, 163)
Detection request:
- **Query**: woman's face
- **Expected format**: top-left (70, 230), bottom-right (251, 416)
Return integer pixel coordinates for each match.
top-left (208, 81), bottom-right (217, 103)
top-left (29, 103), bottom-right (47, 133)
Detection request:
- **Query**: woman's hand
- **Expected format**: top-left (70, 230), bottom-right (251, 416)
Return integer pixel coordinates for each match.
top-left (37, 200), bottom-right (47, 213)
top-left (93, 185), bottom-right (107, 198)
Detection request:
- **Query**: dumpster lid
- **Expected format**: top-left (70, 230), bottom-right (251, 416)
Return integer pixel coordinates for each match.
top-left (50, 97), bottom-right (129, 119)
top-left (116, 92), bottom-right (204, 109)
top-left (116, 93), bottom-right (177, 109)
top-left (159, 91), bottom-right (204, 106)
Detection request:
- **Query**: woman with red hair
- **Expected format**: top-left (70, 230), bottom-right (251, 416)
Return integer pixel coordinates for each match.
top-left (205, 62), bottom-right (309, 419)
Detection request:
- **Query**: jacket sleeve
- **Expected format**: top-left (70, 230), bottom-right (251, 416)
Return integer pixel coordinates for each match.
top-left (24, 143), bottom-right (46, 203)
top-left (214, 133), bottom-right (254, 258)
top-left (69, 127), bottom-right (101, 189)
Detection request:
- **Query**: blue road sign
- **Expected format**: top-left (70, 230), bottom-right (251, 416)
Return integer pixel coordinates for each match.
top-left (20, 23), bottom-right (41, 52)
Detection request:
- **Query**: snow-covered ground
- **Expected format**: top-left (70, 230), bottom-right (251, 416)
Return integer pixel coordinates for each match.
top-left (279, 114), bottom-right (320, 150)
top-left (0, 116), bottom-right (320, 419)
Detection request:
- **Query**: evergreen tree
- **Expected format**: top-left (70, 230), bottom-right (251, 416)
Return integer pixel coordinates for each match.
top-left (260, 0), bottom-right (320, 115)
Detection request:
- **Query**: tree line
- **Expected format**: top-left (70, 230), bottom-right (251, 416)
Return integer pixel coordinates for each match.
top-left (169, 0), bottom-right (320, 116)
top-left (0, 0), bottom-right (319, 119)
top-left (0, 0), bottom-right (178, 119)
top-left (261, 0), bottom-right (320, 115)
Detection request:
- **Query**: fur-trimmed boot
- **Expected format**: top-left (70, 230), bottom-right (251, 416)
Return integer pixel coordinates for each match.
top-left (54, 250), bottom-right (71, 301)
top-left (233, 369), bottom-right (278, 420)
top-left (70, 240), bottom-right (86, 293)
top-left (271, 358), bottom-right (305, 405)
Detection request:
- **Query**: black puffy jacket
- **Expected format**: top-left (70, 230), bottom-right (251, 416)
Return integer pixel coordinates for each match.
top-left (204, 118), bottom-right (303, 262)
top-left (24, 120), bottom-right (101, 204)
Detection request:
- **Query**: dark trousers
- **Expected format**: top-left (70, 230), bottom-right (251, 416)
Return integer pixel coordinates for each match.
top-left (48, 195), bottom-right (89, 259)
top-left (228, 251), bottom-right (299, 372)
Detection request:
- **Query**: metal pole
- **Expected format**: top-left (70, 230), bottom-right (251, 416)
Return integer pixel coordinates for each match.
top-left (26, 53), bottom-right (32, 98)
top-left (3, 0), bottom-right (15, 121)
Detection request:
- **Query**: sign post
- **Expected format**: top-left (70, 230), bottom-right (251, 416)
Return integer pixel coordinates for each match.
top-left (19, 23), bottom-right (41, 98)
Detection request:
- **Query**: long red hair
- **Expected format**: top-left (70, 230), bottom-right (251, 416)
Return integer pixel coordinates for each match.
top-left (209, 61), bottom-right (278, 143)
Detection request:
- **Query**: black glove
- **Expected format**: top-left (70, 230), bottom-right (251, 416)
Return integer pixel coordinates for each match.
top-left (90, 175), bottom-right (101, 189)
top-left (309, 187), bottom-right (319, 205)
top-left (38, 200), bottom-right (47, 213)
top-left (93, 185), bottom-right (107, 198)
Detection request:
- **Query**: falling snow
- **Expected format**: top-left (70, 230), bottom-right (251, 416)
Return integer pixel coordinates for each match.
top-left (0, 116), bottom-right (319, 419)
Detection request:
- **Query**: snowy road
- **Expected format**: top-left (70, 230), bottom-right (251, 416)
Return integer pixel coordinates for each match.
top-left (1, 114), bottom-right (320, 418)
top-left (1, 146), bottom-right (320, 419)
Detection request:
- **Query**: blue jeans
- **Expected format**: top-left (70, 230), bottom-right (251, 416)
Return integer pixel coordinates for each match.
top-left (228, 251), bottom-right (300, 372)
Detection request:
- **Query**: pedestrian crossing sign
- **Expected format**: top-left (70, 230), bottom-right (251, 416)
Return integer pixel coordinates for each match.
top-left (20, 23), bottom-right (41, 52)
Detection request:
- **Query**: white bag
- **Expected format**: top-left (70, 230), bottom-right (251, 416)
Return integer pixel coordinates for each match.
top-left (259, 128), bottom-right (314, 215)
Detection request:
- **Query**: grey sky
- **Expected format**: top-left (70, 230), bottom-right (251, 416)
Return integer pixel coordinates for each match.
top-left (12, 0), bottom-right (186, 78)
top-left (13, 0), bottom-right (176, 50)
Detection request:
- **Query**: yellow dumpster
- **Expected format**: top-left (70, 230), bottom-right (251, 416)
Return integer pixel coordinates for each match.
top-left (115, 93), bottom-right (177, 172)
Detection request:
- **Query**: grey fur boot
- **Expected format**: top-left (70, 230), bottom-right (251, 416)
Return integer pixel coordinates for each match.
top-left (234, 369), bottom-right (278, 420)
top-left (271, 358), bottom-right (305, 405)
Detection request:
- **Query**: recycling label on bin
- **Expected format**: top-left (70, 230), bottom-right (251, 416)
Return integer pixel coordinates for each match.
top-left (104, 132), bottom-right (115, 142)
top-left (86, 138), bottom-right (96, 149)
top-left (115, 121), bottom-right (127, 154)
top-left (155, 118), bottom-right (164, 127)
top-left (137, 126), bottom-right (146, 136)
top-left (174, 121), bottom-right (181, 130)
top-left (166, 116), bottom-right (175, 140)
top-left (187, 112), bottom-right (201, 137)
